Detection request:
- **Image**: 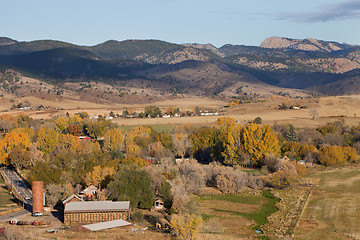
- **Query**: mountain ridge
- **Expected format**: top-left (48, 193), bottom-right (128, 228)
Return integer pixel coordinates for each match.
top-left (0, 36), bottom-right (359, 99)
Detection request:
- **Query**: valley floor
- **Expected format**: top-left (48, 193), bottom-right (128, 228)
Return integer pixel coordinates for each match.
top-left (2, 94), bottom-right (360, 129)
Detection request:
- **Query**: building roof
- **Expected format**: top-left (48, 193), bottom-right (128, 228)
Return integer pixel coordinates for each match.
top-left (64, 201), bottom-right (130, 212)
top-left (81, 219), bottom-right (132, 231)
top-left (80, 185), bottom-right (98, 195)
top-left (62, 194), bottom-right (84, 205)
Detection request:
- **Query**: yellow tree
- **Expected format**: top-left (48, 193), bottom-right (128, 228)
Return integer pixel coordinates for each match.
top-left (85, 166), bottom-right (116, 187)
top-left (318, 145), bottom-right (345, 166)
top-left (166, 107), bottom-right (174, 115)
top-left (126, 144), bottom-right (142, 157)
top-left (170, 214), bottom-right (203, 240)
top-left (58, 133), bottom-right (81, 152)
top-left (85, 166), bottom-right (102, 187)
top-left (103, 128), bottom-right (123, 152)
top-left (125, 126), bottom-right (151, 156)
top-left (0, 130), bottom-right (31, 165)
top-left (242, 124), bottom-right (280, 166)
top-left (215, 117), bottom-right (237, 132)
top-left (37, 127), bottom-right (59, 155)
top-left (55, 117), bottom-right (69, 133)
top-left (342, 146), bottom-right (358, 162)
top-left (215, 117), bottom-right (242, 165)
top-left (121, 156), bottom-right (149, 168)
top-left (69, 114), bottom-right (82, 124)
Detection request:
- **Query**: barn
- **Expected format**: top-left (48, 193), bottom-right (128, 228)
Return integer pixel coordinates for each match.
top-left (64, 201), bottom-right (131, 225)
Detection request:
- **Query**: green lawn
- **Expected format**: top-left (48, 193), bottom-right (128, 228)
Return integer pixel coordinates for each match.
top-left (203, 191), bottom-right (278, 226)
top-left (199, 193), bottom-right (263, 205)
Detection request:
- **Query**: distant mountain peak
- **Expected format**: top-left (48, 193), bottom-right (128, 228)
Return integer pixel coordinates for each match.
top-left (0, 37), bottom-right (17, 46)
top-left (182, 43), bottom-right (225, 57)
top-left (260, 36), bottom-right (351, 52)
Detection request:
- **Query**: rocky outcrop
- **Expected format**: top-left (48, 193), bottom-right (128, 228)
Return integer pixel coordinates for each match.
top-left (260, 36), bottom-right (349, 52)
top-left (182, 43), bottom-right (225, 57)
top-left (0, 37), bottom-right (17, 46)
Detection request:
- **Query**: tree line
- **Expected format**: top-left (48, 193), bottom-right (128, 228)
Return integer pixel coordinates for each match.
top-left (0, 113), bottom-right (359, 211)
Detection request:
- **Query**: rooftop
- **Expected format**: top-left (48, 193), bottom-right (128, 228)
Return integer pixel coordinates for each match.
top-left (62, 194), bottom-right (84, 205)
top-left (64, 201), bottom-right (130, 212)
top-left (81, 219), bottom-right (132, 231)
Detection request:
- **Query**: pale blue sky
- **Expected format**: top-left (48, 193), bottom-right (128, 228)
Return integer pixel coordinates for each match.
top-left (1, 0), bottom-right (359, 47)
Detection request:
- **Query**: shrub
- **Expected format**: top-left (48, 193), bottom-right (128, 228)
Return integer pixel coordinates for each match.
top-left (131, 211), bottom-right (145, 224)
top-left (253, 117), bottom-right (262, 124)
top-left (170, 213), bottom-right (203, 240)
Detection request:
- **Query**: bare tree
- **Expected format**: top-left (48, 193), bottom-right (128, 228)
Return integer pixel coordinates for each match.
top-left (0, 119), bottom-right (13, 133)
top-left (215, 168), bottom-right (247, 194)
top-left (322, 133), bottom-right (344, 146)
top-left (309, 108), bottom-right (319, 120)
top-left (173, 133), bottom-right (192, 159)
top-left (171, 184), bottom-right (189, 213)
top-left (97, 189), bottom-right (110, 201)
top-left (45, 184), bottom-right (67, 208)
top-left (176, 160), bottom-right (206, 195)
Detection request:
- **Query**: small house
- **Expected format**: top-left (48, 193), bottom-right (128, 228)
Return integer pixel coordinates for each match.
top-left (80, 185), bottom-right (98, 200)
top-left (154, 199), bottom-right (164, 210)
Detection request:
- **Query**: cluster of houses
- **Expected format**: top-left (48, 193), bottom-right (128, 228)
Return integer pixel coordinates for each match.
top-left (88, 109), bottom-right (221, 121)
top-left (281, 155), bottom-right (312, 166)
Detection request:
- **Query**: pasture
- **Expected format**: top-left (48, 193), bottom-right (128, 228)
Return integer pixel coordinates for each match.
top-left (196, 191), bottom-right (278, 239)
top-left (293, 167), bottom-right (360, 239)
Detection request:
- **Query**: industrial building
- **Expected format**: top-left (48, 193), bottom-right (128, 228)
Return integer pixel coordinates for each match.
top-left (64, 201), bottom-right (131, 225)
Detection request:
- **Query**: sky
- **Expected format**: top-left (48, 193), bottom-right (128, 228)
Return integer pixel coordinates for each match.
top-left (1, 0), bottom-right (360, 47)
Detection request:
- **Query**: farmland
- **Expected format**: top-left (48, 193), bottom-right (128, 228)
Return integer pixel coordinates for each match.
top-left (293, 167), bottom-right (360, 239)
top-left (2, 93), bottom-right (360, 129)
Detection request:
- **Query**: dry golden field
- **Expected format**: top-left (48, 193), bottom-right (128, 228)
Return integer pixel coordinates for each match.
top-left (293, 166), bottom-right (360, 239)
top-left (2, 94), bottom-right (360, 128)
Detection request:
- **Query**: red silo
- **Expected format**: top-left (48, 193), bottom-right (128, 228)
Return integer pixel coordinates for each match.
top-left (32, 181), bottom-right (44, 214)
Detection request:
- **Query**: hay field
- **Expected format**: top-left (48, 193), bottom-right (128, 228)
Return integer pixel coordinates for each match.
top-left (293, 167), bottom-right (360, 239)
top-left (2, 94), bottom-right (360, 128)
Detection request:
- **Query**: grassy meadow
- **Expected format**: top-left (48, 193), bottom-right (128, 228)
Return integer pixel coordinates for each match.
top-left (293, 167), bottom-right (360, 239)
top-left (196, 191), bottom-right (278, 239)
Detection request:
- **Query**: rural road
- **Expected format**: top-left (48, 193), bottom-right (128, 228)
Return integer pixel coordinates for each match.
top-left (0, 209), bottom-right (30, 222)
top-left (1, 167), bottom-right (32, 208)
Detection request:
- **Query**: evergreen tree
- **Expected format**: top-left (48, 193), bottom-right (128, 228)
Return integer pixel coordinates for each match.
top-left (108, 165), bottom-right (153, 209)
top-left (158, 181), bottom-right (173, 209)
top-left (282, 124), bottom-right (298, 142)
